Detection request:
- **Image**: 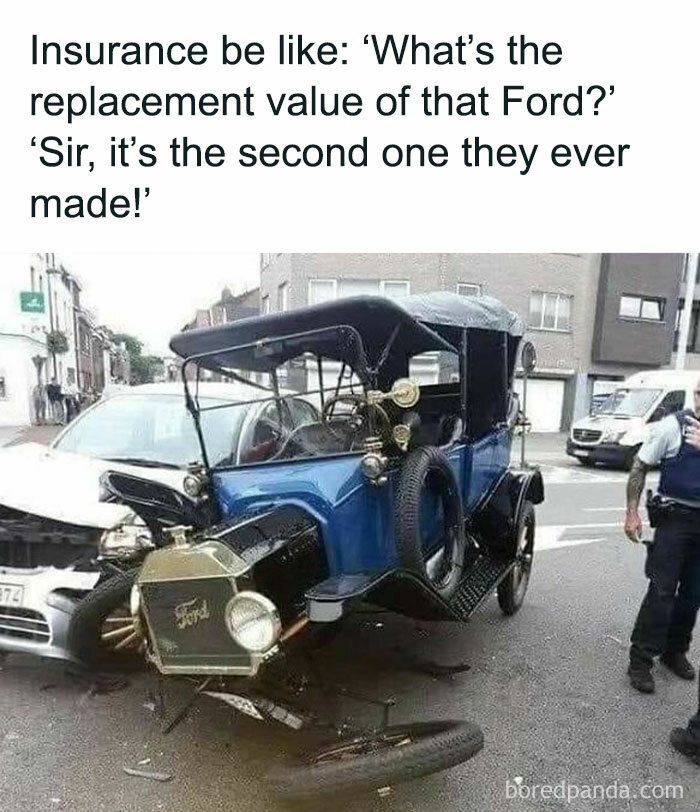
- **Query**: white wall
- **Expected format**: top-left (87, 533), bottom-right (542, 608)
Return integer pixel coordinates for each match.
top-left (0, 334), bottom-right (45, 426)
top-left (0, 254), bottom-right (49, 426)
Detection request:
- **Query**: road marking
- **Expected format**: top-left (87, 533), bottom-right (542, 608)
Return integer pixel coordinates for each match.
top-left (583, 507), bottom-right (626, 512)
top-left (536, 523), bottom-right (620, 551)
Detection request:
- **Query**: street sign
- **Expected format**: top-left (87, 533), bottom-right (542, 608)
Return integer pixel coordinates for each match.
top-left (20, 291), bottom-right (45, 313)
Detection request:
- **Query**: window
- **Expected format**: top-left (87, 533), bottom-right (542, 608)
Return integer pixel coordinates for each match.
top-left (308, 279), bottom-right (336, 305)
top-left (261, 295), bottom-right (271, 314)
top-left (338, 279), bottom-right (379, 297)
top-left (529, 292), bottom-right (572, 332)
top-left (618, 295), bottom-right (665, 322)
top-left (277, 282), bottom-right (289, 312)
top-left (288, 397), bottom-right (319, 427)
top-left (457, 283), bottom-right (482, 297)
top-left (308, 278), bottom-right (410, 304)
top-left (650, 390), bottom-right (685, 422)
top-left (381, 280), bottom-right (410, 299)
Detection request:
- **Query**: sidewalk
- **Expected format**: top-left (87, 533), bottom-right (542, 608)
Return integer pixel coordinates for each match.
top-left (0, 424), bottom-right (63, 448)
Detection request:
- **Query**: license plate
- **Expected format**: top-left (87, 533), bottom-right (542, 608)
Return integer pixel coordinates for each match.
top-left (573, 449), bottom-right (590, 457)
top-left (0, 583), bottom-right (24, 606)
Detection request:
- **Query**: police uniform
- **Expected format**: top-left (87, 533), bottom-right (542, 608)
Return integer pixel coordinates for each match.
top-left (630, 409), bottom-right (700, 669)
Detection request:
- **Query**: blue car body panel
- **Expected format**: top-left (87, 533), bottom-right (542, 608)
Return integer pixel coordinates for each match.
top-left (211, 428), bottom-right (511, 577)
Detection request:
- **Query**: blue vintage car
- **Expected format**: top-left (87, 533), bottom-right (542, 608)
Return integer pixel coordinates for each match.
top-left (100, 292), bottom-right (544, 799)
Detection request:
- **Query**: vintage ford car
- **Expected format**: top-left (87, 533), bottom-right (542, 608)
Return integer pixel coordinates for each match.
top-left (102, 292), bottom-right (544, 799)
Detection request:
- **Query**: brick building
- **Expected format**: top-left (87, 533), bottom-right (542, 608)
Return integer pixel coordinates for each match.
top-left (259, 253), bottom-right (686, 431)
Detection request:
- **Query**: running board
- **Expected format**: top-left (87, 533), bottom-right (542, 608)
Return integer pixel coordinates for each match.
top-left (449, 554), bottom-right (514, 621)
top-left (306, 555), bottom-right (515, 623)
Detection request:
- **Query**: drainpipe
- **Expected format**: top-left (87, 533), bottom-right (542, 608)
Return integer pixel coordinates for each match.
top-left (675, 253), bottom-right (700, 370)
top-left (46, 253), bottom-right (57, 379)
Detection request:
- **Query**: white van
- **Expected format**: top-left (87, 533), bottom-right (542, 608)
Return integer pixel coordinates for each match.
top-left (566, 370), bottom-right (700, 469)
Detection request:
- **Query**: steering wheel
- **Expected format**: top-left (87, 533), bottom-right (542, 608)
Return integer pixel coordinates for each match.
top-left (321, 394), bottom-right (392, 445)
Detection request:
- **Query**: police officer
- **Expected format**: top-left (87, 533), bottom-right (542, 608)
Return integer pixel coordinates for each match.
top-left (668, 414), bottom-right (700, 765)
top-left (625, 382), bottom-right (700, 694)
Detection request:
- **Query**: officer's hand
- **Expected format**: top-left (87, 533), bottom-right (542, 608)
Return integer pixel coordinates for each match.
top-left (624, 511), bottom-right (643, 543)
top-left (684, 415), bottom-right (700, 450)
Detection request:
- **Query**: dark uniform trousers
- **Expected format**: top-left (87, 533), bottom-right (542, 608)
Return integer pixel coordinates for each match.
top-left (630, 512), bottom-right (700, 667)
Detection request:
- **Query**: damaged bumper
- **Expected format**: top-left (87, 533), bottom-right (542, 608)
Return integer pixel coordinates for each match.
top-left (0, 566), bottom-right (99, 660)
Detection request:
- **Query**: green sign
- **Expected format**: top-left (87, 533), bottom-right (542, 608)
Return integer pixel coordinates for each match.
top-left (20, 291), bottom-right (45, 313)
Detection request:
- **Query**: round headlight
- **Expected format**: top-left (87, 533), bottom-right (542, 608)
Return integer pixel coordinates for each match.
top-left (225, 592), bottom-right (281, 653)
top-left (360, 452), bottom-right (386, 480)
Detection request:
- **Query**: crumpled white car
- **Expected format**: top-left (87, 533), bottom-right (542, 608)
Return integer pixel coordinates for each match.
top-left (0, 381), bottom-right (316, 664)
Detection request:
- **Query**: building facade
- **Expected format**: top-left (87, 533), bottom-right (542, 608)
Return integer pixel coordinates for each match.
top-left (1, 255), bottom-right (128, 426)
top-left (259, 253), bottom-right (686, 431)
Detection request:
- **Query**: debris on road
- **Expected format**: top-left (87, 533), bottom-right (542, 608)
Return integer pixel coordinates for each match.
top-left (604, 634), bottom-right (626, 649)
top-left (123, 766), bottom-right (173, 782)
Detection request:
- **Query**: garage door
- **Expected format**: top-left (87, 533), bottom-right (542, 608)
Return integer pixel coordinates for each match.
top-left (513, 377), bottom-right (565, 433)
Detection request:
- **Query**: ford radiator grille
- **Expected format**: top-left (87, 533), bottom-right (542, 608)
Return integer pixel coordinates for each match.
top-left (141, 577), bottom-right (252, 672)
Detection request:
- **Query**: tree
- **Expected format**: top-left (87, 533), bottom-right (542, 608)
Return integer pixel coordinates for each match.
top-left (112, 332), bottom-right (162, 385)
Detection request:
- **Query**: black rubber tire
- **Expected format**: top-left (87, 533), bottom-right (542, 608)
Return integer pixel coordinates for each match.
top-left (394, 446), bottom-right (466, 599)
top-left (497, 501), bottom-right (535, 616)
top-left (266, 719), bottom-right (483, 802)
top-left (577, 457), bottom-right (595, 467)
top-left (67, 569), bottom-right (140, 670)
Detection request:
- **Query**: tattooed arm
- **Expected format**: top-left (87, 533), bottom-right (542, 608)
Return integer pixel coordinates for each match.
top-left (624, 457), bottom-right (649, 542)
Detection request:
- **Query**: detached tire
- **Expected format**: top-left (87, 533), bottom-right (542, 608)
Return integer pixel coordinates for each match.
top-left (395, 446), bottom-right (467, 599)
top-left (67, 570), bottom-right (140, 670)
top-left (497, 501), bottom-right (535, 616)
top-left (266, 720), bottom-right (483, 802)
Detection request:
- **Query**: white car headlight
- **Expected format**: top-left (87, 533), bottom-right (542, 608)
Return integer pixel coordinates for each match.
top-left (99, 521), bottom-right (153, 558)
top-left (225, 591), bottom-right (281, 653)
top-left (601, 429), bottom-right (626, 444)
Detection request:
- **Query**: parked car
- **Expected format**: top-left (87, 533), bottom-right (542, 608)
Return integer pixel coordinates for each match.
top-left (567, 370), bottom-right (699, 469)
top-left (0, 381), bottom-right (316, 665)
top-left (102, 292), bottom-right (544, 800)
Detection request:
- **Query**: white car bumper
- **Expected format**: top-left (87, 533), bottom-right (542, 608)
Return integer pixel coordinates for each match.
top-left (0, 566), bottom-right (100, 660)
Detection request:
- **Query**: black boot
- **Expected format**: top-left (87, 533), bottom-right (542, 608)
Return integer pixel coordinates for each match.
top-left (628, 660), bottom-right (655, 694)
top-left (661, 653), bottom-right (696, 681)
top-left (670, 728), bottom-right (700, 765)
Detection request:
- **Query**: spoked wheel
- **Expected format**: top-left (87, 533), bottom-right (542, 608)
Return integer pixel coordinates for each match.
top-left (100, 605), bottom-right (141, 655)
top-left (497, 501), bottom-right (535, 615)
top-left (266, 720), bottom-right (484, 801)
top-left (67, 570), bottom-right (143, 670)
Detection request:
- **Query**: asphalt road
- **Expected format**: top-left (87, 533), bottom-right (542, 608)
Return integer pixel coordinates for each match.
top-left (1, 435), bottom-right (699, 811)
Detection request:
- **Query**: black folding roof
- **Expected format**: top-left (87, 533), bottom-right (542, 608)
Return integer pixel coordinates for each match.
top-left (170, 292), bottom-right (524, 375)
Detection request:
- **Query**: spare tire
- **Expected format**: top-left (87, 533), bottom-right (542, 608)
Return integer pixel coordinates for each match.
top-left (394, 446), bottom-right (466, 599)
top-left (266, 719), bottom-right (483, 801)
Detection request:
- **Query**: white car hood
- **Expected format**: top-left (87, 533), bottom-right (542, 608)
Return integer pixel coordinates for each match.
top-left (0, 443), bottom-right (189, 529)
top-left (574, 414), bottom-right (632, 431)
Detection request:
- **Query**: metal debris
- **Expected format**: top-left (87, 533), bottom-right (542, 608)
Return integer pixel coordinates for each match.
top-left (123, 766), bottom-right (173, 783)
